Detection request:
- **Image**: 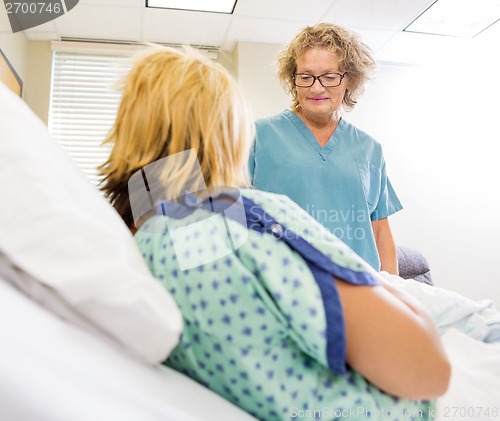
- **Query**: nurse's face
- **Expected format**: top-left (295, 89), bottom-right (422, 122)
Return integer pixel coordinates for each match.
top-left (295, 47), bottom-right (348, 122)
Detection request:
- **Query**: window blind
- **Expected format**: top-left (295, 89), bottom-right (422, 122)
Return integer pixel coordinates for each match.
top-left (48, 42), bottom-right (217, 187)
top-left (48, 46), bottom-right (133, 186)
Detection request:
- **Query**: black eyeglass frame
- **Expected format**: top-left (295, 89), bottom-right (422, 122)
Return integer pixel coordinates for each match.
top-left (293, 72), bottom-right (346, 88)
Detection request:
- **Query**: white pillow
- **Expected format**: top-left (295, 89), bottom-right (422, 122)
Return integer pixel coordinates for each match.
top-left (0, 278), bottom-right (257, 421)
top-left (0, 82), bottom-right (182, 364)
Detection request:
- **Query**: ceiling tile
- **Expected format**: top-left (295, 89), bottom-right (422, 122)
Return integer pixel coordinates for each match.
top-left (376, 31), bottom-right (469, 64)
top-left (22, 20), bottom-right (57, 35)
top-left (143, 8), bottom-right (232, 47)
top-left (351, 28), bottom-right (398, 52)
top-left (476, 19), bottom-right (500, 43)
top-left (222, 16), bottom-right (311, 51)
top-left (54, 4), bottom-right (143, 41)
top-left (147, 0), bottom-right (237, 14)
top-left (234, 0), bottom-right (333, 22)
top-left (24, 31), bottom-right (61, 41)
top-left (8, 0), bottom-right (485, 67)
top-left (323, 0), bottom-right (435, 31)
top-left (78, 0), bottom-right (143, 7)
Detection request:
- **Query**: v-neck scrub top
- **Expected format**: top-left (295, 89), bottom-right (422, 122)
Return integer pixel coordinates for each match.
top-left (249, 109), bottom-right (403, 270)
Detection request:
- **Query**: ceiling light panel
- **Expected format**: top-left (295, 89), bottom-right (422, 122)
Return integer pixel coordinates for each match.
top-left (405, 0), bottom-right (500, 37)
top-left (147, 0), bottom-right (237, 14)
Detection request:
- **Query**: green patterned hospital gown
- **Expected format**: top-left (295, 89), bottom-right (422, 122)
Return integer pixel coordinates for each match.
top-left (135, 189), bottom-right (433, 420)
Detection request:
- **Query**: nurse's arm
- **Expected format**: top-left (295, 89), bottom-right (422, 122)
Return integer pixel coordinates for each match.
top-left (335, 278), bottom-right (450, 399)
top-left (372, 217), bottom-right (398, 274)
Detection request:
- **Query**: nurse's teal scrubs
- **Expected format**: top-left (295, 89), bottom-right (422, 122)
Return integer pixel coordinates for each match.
top-left (249, 109), bottom-right (402, 270)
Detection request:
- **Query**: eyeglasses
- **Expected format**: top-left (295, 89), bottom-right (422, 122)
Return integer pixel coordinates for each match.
top-left (293, 72), bottom-right (345, 88)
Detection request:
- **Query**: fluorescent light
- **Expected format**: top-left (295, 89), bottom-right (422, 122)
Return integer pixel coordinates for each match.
top-left (405, 0), bottom-right (500, 37)
top-left (147, 0), bottom-right (237, 14)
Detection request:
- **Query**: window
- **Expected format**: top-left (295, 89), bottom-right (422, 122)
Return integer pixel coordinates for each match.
top-left (48, 42), bottom-right (137, 186)
top-left (48, 41), bottom-right (218, 187)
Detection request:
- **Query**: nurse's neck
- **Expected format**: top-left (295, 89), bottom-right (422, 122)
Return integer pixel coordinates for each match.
top-left (295, 109), bottom-right (342, 148)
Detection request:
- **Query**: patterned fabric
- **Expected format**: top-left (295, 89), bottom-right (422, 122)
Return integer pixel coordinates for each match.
top-left (135, 189), bottom-right (431, 420)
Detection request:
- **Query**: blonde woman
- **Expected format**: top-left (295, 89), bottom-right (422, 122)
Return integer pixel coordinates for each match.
top-left (100, 46), bottom-right (450, 420)
top-left (250, 23), bottom-right (401, 274)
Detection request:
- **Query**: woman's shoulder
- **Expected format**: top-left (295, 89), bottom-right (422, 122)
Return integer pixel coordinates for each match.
top-left (255, 109), bottom-right (293, 129)
top-left (240, 188), bottom-right (297, 211)
top-left (341, 119), bottom-right (381, 146)
top-left (340, 119), bottom-right (384, 158)
top-left (240, 188), bottom-right (330, 240)
top-left (240, 189), bottom-right (372, 273)
top-left (240, 188), bottom-right (315, 227)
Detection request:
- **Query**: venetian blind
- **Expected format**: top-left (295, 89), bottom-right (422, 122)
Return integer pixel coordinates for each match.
top-left (48, 43), bottom-right (135, 186)
top-left (48, 42), bottom-right (218, 187)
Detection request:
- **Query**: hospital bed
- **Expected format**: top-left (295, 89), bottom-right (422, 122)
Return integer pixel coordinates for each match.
top-left (0, 82), bottom-right (256, 421)
top-left (0, 275), bottom-right (257, 421)
top-left (1, 82), bottom-right (499, 421)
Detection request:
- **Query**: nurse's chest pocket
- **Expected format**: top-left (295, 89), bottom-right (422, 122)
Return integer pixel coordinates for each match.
top-left (355, 158), bottom-right (382, 214)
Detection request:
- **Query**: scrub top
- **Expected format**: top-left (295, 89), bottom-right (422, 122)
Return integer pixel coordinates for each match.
top-left (249, 109), bottom-right (402, 270)
top-left (135, 189), bottom-right (431, 421)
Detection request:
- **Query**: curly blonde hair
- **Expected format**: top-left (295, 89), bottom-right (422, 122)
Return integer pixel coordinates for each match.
top-left (99, 46), bottom-right (254, 229)
top-left (277, 23), bottom-right (376, 112)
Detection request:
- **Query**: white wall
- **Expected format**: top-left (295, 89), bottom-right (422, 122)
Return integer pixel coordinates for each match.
top-left (0, 4), bottom-right (29, 97)
top-left (236, 38), bottom-right (500, 307)
top-left (0, 4), bottom-right (51, 123)
top-left (348, 41), bottom-right (500, 306)
top-left (236, 42), bottom-right (290, 119)
top-left (24, 41), bottom-right (52, 124)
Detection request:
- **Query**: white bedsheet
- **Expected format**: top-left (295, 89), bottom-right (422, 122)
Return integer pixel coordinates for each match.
top-left (437, 329), bottom-right (500, 421)
top-left (379, 272), bottom-right (500, 419)
top-left (0, 278), bottom-right (257, 421)
top-left (379, 272), bottom-right (500, 343)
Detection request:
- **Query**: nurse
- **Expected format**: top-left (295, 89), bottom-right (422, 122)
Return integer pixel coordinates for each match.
top-left (249, 23), bottom-right (402, 273)
top-left (99, 45), bottom-right (450, 420)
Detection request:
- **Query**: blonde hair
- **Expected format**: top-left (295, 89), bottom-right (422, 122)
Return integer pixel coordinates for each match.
top-left (99, 46), bottom-right (254, 229)
top-left (277, 23), bottom-right (376, 112)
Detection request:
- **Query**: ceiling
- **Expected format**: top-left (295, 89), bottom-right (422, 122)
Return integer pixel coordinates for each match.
top-left (12, 0), bottom-right (500, 63)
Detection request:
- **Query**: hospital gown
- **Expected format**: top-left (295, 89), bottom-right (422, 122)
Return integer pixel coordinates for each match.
top-left (135, 189), bottom-right (432, 420)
